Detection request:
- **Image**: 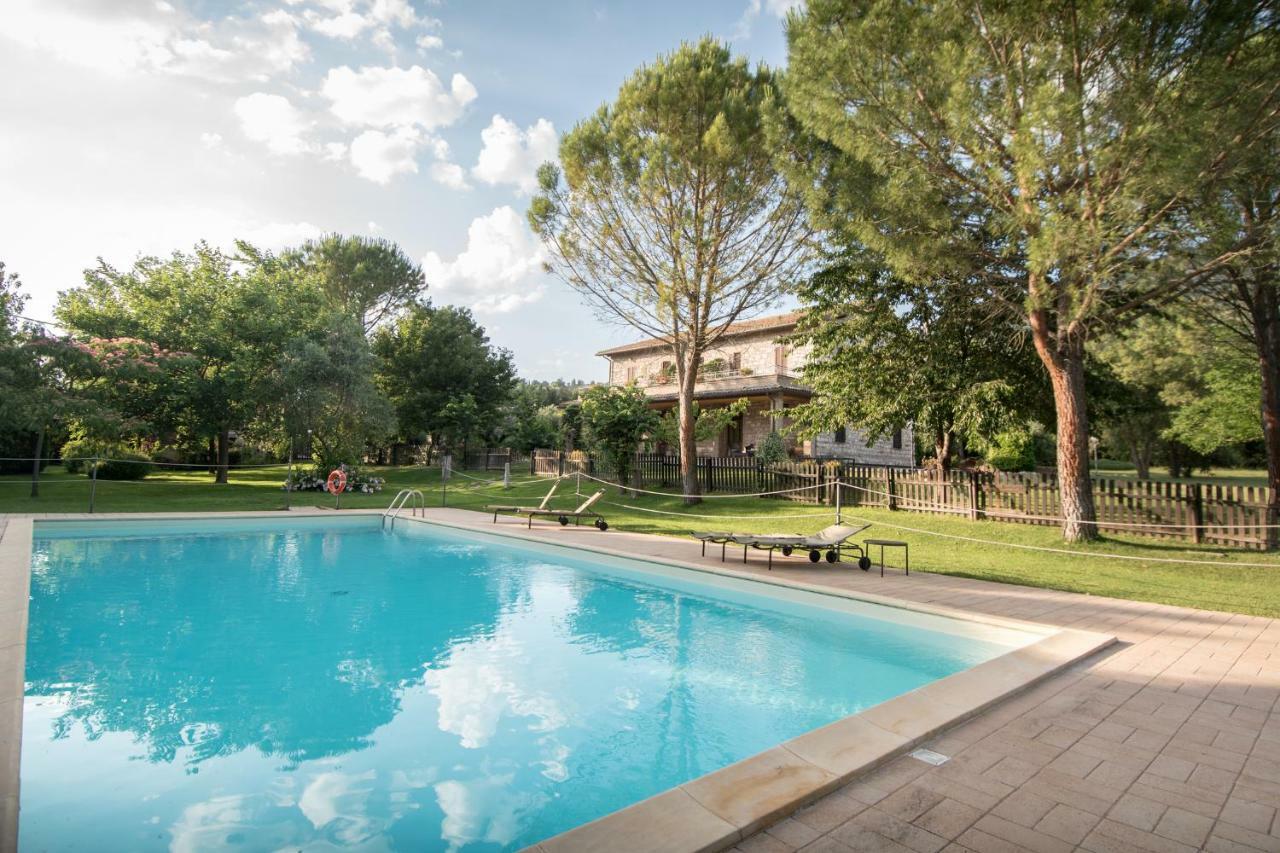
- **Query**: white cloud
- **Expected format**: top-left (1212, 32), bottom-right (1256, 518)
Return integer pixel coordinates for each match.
top-left (349, 127), bottom-right (424, 183)
top-left (367, 0), bottom-right (419, 28)
top-left (423, 206), bottom-right (547, 313)
top-left (731, 0), bottom-right (802, 40)
top-left (233, 92), bottom-right (313, 155)
top-left (199, 132), bottom-right (223, 149)
top-left (416, 34), bottom-right (443, 50)
top-left (308, 11), bottom-right (370, 39)
top-left (429, 161), bottom-right (469, 190)
top-left (321, 65), bottom-right (476, 130)
top-left (0, 1), bottom-right (310, 82)
top-left (471, 115), bottom-right (558, 195)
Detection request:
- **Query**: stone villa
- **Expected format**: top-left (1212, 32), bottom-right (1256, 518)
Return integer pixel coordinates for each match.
top-left (598, 311), bottom-right (914, 463)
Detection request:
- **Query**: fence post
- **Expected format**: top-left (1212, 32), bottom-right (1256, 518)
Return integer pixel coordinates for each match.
top-left (89, 455), bottom-right (99, 513)
top-left (503, 462), bottom-right (511, 489)
top-left (817, 464), bottom-right (826, 505)
top-left (558, 452), bottom-right (565, 478)
top-left (835, 476), bottom-right (842, 522)
top-left (968, 470), bottom-right (980, 520)
top-left (530, 452), bottom-right (536, 476)
top-left (886, 467), bottom-right (897, 511)
top-left (1189, 482), bottom-right (1204, 544)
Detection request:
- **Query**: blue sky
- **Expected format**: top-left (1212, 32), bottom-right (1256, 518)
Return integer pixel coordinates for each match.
top-left (0, 0), bottom-right (793, 381)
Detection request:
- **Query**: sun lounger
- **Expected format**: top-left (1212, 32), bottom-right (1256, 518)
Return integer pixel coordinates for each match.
top-left (691, 531), bottom-right (736, 560)
top-left (730, 524), bottom-right (872, 569)
top-left (488, 478), bottom-right (560, 522)
top-left (497, 489), bottom-right (609, 530)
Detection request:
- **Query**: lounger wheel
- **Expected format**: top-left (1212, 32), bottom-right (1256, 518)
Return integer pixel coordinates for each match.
top-left (808, 549), bottom-right (820, 563)
top-left (826, 549), bottom-right (839, 564)
top-left (558, 515), bottom-right (569, 526)
top-left (781, 545), bottom-right (793, 557)
top-left (858, 555), bottom-right (872, 571)
top-left (595, 519), bottom-right (608, 531)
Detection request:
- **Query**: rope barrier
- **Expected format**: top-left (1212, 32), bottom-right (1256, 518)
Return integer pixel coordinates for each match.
top-left (835, 481), bottom-right (1280, 530)
top-left (838, 512), bottom-right (1280, 569)
top-left (578, 471), bottom-right (825, 500)
top-left (601, 500), bottom-right (835, 521)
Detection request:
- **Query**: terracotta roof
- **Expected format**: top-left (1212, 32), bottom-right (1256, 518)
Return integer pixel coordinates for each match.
top-left (596, 311), bottom-right (804, 357)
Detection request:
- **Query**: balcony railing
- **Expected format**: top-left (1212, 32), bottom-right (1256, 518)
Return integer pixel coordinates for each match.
top-left (626, 366), bottom-right (795, 388)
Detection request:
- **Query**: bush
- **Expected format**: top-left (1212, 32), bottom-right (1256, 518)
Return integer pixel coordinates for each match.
top-left (62, 439), bottom-right (153, 479)
top-left (283, 464), bottom-right (385, 494)
top-left (758, 430), bottom-right (789, 467)
top-left (94, 453), bottom-right (153, 480)
top-left (983, 429), bottom-right (1036, 472)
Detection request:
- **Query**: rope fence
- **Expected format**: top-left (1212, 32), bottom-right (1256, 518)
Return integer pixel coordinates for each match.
top-left (3, 456), bottom-right (1279, 566)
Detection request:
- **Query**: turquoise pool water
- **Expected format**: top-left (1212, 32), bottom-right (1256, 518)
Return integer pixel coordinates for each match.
top-left (22, 517), bottom-right (1035, 851)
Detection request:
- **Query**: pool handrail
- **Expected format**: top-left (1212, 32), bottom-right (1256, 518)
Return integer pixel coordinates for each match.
top-left (382, 489), bottom-right (425, 529)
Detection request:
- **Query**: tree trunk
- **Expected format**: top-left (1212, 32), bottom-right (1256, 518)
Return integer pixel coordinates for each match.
top-left (1030, 317), bottom-right (1098, 541)
top-left (216, 429), bottom-right (230, 484)
top-left (677, 350), bottom-right (701, 503)
top-left (934, 429), bottom-right (953, 475)
top-left (1128, 434), bottom-right (1151, 480)
top-left (1250, 284), bottom-right (1280, 549)
top-left (30, 425), bottom-right (44, 499)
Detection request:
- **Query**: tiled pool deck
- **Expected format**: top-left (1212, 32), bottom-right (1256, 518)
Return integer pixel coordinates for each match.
top-left (2, 508), bottom-right (1278, 852)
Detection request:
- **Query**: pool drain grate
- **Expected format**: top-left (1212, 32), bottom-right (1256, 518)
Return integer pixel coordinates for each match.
top-left (909, 748), bottom-right (950, 766)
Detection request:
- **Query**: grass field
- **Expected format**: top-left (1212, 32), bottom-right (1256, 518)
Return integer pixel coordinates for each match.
top-left (1090, 464), bottom-right (1268, 487)
top-left (3, 465), bottom-right (1278, 618)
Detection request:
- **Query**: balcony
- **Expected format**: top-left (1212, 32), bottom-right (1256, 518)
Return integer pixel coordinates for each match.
top-left (627, 367), bottom-right (812, 404)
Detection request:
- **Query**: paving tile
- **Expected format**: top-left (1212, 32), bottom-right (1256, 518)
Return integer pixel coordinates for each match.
top-left (790, 793), bottom-right (871, 834)
top-left (1082, 817), bottom-right (1199, 853)
top-left (826, 820), bottom-right (917, 853)
top-left (971, 814), bottom-right (1075, 853)
top-left (841, 807), bottom-right (947, 853)
top-left (984, 755), bottom-right (1041, 786)
top-left (1033, 802), bottom-right (1099, 845)
top-left (735, 832), bottom-right (793, 853)
top-left (1218, 797), bottom-right (1276, 835)
top-left (1211, 820), bottom-right (1280, 852)
top-left (990, 789), bottom-right (1057, 829)
top-left (765, 819), bottom-right (820, 850)
top-left (913, 798), bottom-right (982, 841)
top-left (1153, 806), bottom-right (1215, 848)
top-left (876, 783), bottom-right (945, 823)
top-left (796, 837), bottom-right (857, 853)
top-left (1106, 792), bottom-right (1167, 833)
top-left (1146, 754), bottom-right (1196, 782)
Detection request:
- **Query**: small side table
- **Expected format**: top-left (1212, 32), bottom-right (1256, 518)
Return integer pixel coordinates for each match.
top-left (864, 539), bottom-right (909, 576)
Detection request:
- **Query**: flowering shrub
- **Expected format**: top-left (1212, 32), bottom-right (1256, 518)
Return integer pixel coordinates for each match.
top-left (283, 464), bottom-right (386, 494)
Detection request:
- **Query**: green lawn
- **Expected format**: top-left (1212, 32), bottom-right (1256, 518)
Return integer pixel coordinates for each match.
top-left (4, 465), bottom-right (1278, 618)
top-left (1090, 464), bottom-right (1268, 487)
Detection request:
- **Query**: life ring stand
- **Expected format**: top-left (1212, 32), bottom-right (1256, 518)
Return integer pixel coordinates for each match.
top-left (326, 469), bottom-right (348, 495)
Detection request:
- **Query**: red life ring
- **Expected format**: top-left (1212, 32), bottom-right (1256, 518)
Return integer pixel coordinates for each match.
top-left (326, 469), bottom-right (348, 494)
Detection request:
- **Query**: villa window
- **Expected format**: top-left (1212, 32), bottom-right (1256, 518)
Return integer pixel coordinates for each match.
top-left (773, 345), bottom-right (787, 373)
top-left (626, 366), bottom-right (636, 383)
top-left (892, 429), bottom-right (903, 449)
top-left (834, 426), bottom-right (846, 444)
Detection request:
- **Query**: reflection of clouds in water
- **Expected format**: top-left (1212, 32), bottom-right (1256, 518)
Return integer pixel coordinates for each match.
top-left (335, 657), bottom-right (380, 689)
top-left (168, 793), bottom-right (299, 853)
top-left (425, 653), bottom-right (565, 749)
top-left (298, 770), bottom-right (376, 830)
top-left (434, 774), bottom-right (546, 851)
top-left (537, 737), bottom-right (570, 782)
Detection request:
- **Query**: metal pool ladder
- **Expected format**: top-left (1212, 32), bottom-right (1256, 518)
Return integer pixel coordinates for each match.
top-left (382, 488), bottom-right (425, 529)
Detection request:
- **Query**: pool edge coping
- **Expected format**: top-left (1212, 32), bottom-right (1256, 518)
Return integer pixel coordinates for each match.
top-left (0, 510), bottom-right (1118, 853)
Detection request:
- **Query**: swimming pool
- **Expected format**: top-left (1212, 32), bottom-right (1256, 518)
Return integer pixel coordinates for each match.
top-left (21, 515), bottom-right (1041, 851)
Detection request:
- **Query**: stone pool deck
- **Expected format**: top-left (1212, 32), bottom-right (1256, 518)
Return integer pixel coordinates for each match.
top-left (3, 508), bottom-right (1278, 852)
top-left (446, 508), bottom-right (1280, 853)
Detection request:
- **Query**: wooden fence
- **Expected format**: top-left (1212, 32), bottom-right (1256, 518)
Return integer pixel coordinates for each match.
top-left (529, 450), bottom-right (1274, 550)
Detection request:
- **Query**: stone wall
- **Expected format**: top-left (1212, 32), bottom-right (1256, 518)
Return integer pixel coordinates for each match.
top-left (807, 424), bottom-right (915, 466)
top-left (606, 330), bottom-right (810, 385)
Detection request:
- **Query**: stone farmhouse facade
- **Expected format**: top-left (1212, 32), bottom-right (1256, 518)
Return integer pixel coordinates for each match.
top-left (598, 311), bottom-right (914, 463)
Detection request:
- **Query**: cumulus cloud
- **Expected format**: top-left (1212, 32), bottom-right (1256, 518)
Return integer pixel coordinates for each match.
top-left (349, 127), bottom-right (424, 184)
top-left (321, 65), bottom-right (476, 130)
top-left (308, 10), bottom-right (370, 39)
top-left (471, 115), bottom-right (558, 195)
top-left (233, 92), bottom-right (313, 155)
top-left (731, 0), bottom-right (802, 40)
top-left (416, 33), bottom-right (443, 50)
top-left (0, 0), bottom-right (310, 82)
top-left (423, 206), bottom-right (548, 313)
top-left (429, 161), bottom-right (470, 190)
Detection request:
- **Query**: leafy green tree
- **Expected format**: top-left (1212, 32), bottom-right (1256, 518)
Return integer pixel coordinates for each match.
top-left (782, 1), bottom-right (1279, 540)
top-left (1096, 312), bottom-right (1261, 475)
top-left (279, 316), bottom-right (394, 469)
top-left (57, 243), bottom-right (323, 482)
top-left (496, 382), bottom-right (567, 453)
top-left (530, 38), bottom-right (811, 502)
top-left (372, 303), bottom-right (516, 452)
top-left (284, 234), bottom-right (425, 333)
top-left (579, 384), bottom-right (659, 493)
top-left (787, 255), bottom-right (1046, 473)
top-left (651, 398), bottom-right (750, 451)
